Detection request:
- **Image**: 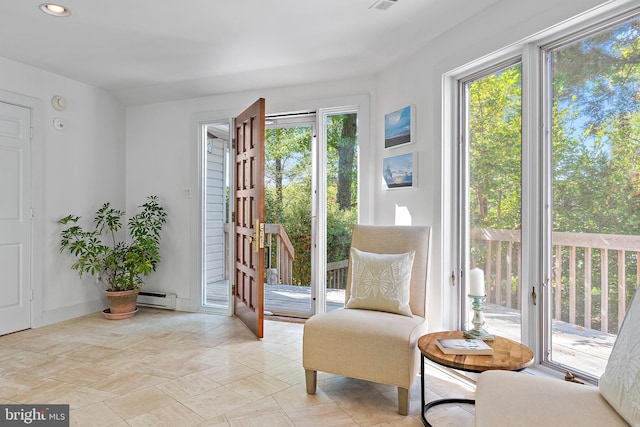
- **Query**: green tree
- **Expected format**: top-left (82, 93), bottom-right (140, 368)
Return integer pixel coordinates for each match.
top-left (326, 114), bottom-right (358, 264)
top-left (468, 15), bottom-right (640, 330)
top-left (263, 115), bottom-right (359, 286)
top-left (551, 18), bottom-right (640, 133)
top-left (336, 114), bottom-right (358, 210)
top-left (265, 127), bottom-right (312, 224)
top-left (469, 64), bottom-right (522, 230)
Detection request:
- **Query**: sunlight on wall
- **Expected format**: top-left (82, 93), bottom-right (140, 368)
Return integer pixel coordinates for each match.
top-left (395, 204), bottom-right (412, 225)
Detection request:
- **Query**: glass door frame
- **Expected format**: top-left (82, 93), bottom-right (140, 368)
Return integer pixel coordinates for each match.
top-left (192, 98), bottom-right (369, 318)
top-left (256, 106), bottom-right (362, 318)
top-left (196, 114), bottom-right (235, 316)
top-left (263, 112), bottom-right (317, 319)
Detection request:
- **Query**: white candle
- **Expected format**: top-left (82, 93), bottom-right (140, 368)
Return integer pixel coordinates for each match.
top-left (469, 268), bottom-right (485, 296)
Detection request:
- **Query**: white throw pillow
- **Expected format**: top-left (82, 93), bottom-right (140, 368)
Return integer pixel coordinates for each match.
top-left (599, 289), bottom-right (640, 426)
top-left (345, 248), bottom-right (415, 317)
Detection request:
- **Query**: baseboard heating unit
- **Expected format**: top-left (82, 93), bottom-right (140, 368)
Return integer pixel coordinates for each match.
top-left (137, 291), bottom-right (177, 310)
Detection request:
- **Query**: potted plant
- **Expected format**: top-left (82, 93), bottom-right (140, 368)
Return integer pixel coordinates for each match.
top-left (58, 195), bottom-right (167, 319)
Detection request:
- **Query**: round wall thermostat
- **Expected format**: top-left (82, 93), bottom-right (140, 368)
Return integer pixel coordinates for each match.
top-left (51, 95), bottom-right (67, 111)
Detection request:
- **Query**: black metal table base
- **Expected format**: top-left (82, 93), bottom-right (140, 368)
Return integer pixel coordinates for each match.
top-left (422, 398), bottom-right (475, 427)
top-left (420, 354), bottom-right (475, 427)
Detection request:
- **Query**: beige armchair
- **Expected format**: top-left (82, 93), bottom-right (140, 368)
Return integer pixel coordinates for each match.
top-left (475, 288), bottom-right (640, 426)
top-left (303, 225), bottom-right (431, 415)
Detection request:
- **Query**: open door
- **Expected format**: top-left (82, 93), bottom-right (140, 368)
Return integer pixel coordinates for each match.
top-left (233, 98), bottom-right (266, 338)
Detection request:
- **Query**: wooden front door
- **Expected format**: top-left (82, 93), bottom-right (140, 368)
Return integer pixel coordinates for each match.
top-left (233, 98), bottom-right (266, 338)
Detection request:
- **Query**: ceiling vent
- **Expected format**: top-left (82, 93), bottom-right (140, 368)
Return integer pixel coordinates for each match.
top-left (369, 0), bottom-right (398, 11)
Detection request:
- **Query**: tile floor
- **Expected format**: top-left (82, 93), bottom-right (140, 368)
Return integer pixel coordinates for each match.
top-left (0, 308), bottom-right (476, 426)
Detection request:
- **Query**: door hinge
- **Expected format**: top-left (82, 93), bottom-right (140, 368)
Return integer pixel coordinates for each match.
top-left (259, 221), bottom-right (265, 249)
top-left (30, 127), bottom-right (34, 139)
top-left (254, 219), bottom-right (265, 252)
top-left (29, 289), bottom-right (34, 301)
top-left (30, 207), bottom-right (34, 220)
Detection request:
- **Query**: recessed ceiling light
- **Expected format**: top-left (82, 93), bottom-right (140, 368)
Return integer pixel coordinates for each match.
top-left (39, 3), bottom-right (71, 17)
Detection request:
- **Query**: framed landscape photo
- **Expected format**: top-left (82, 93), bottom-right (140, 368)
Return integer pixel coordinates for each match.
top-left (385, 105), bottom-right (414, 149)
top-left (383, 152), bottom-right (415, 189)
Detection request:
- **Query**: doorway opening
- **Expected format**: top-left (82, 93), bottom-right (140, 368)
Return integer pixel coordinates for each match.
top-left (262, 112), bottom-right (316, 318)
top-left (200, 107), bottom-right (360, 319)
top-left (261, 110), bottom-right (359, 318)
top-left (202, 120), bottom-right (232, 312)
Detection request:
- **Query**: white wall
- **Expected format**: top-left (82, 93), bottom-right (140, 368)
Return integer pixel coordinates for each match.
top-left (125, 78), bottom-right (375, 311)
top-left (373, 0), bottom-right (621, 330)
top-left (0, 57), bottom-right (126, 326)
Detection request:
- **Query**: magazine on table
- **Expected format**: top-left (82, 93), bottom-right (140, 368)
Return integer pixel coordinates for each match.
top-left (436, 338), bottom-right (493, 355)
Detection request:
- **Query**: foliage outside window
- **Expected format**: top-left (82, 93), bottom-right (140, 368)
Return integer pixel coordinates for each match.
top-left (547, 15), bottom-right (640, 376)
top-left (263, 114), bottom-right (358, 287)
top-left (464, 12), bottom-right (640, 378)
top-left (466, 62), bottom-right (523, 342)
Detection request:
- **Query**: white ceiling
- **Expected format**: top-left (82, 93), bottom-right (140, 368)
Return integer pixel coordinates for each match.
top-left (1, 0), bottom-right (499, 105)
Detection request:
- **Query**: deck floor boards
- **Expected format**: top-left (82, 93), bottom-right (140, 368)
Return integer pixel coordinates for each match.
top-left (205, 281), bottom-right (345, 315)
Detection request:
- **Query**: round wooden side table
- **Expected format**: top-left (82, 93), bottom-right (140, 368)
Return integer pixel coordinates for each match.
top-left (418, 331), bottom-right (534, 427)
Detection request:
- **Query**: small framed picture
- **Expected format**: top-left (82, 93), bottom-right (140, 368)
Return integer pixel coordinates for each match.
top-left (385, 105), bottom-right (414, 149)
top-left (383, 152), bottom-right (415, 189)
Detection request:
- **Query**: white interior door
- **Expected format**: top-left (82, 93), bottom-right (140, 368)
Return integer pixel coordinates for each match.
top-left (0, 101), bottom-right (31, 335)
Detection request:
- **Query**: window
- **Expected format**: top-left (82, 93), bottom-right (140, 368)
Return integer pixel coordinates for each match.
top-left (460, 61), bottom-right (523, 343)
top-left (456, 9), bottom-right (640, 380)
top-left (544, 13), bottom-right (640, 377)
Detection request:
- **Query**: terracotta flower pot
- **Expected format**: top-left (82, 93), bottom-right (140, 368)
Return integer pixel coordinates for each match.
top-left (103, 289), bottom-right (139, 319)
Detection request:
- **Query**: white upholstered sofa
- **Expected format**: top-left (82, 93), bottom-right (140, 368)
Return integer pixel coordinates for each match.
top-left (475, 288), bottom-right (640, 427)
top-left (303, 225), bottom-right (431, 415)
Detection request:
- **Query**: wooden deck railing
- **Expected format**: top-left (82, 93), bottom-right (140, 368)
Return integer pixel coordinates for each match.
top-left (327, 260), bottom-right (348, 289)
top-left (264, 223), bottom-right (295, 285)
top-left (472, 228), bottom-right (640, 334)
top-left (225, 224), bottom-right (351, 288)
